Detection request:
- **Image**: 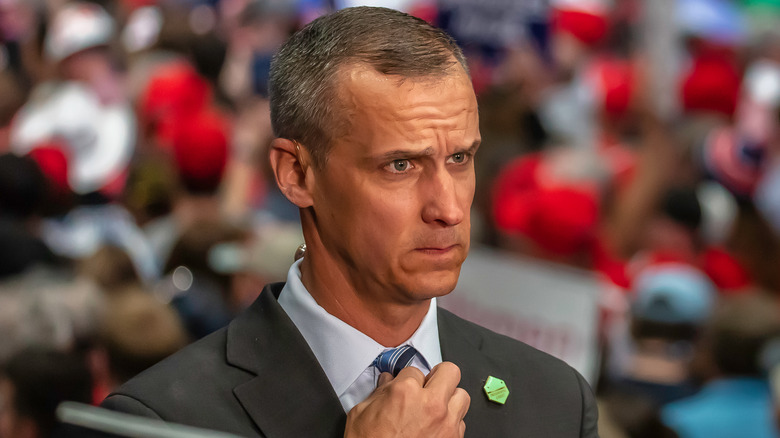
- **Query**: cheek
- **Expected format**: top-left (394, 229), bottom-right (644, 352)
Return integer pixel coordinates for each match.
top-left (349, 197), bottom-right (410, 247)
top-left (335, 195), bottom-right (419, 270)
top-left (460, 177), bottom-right (476, 207)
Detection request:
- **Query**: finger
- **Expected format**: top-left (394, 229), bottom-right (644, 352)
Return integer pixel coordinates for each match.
top-left (393, 365), bottom-right (426, 387)
top-left (423, 362), bottom-right (439, 385)
top-left (377, 372), bottom-right (393, 388)
top-left (423, 362), bottom-right (461, 394)
top-left (458, 420), bottom-right (466, 437)
top-left (448, 387), bottom-right (471, 421)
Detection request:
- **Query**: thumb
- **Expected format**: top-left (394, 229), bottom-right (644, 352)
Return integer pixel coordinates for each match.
top-left (377, 372), bottom-right (393, 388)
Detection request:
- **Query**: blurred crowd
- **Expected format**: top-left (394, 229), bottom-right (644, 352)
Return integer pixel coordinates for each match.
top-left (1, 0), bottom-right (780, 437)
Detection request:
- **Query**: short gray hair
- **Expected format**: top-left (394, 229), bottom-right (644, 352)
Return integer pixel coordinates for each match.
top-left (269, 6), bottom-right (468, 168)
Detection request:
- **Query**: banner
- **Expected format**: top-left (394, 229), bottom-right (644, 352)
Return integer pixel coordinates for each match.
top-left (437, 0), bottom-right (549, 58)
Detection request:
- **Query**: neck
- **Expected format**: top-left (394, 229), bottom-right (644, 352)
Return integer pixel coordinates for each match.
top-left (299, 220), bottom-right (429, 346)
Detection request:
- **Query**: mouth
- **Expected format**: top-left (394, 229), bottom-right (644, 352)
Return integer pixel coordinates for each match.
top-left (414, 244), bottom-right (459, 255)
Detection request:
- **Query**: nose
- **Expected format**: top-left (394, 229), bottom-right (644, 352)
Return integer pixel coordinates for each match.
top-left (421, 167), bottom-right (467, 227)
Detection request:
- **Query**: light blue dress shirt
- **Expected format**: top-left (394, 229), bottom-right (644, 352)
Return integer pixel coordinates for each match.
top-left (277, 259), bottom-right (443, 412)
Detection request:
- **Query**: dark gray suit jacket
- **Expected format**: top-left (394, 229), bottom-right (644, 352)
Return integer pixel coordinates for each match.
top-left (103, 283), bottom-right (599, 437)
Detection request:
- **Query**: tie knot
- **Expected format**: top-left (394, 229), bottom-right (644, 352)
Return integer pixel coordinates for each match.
top-left (373, 345), bottom-right (418, 377)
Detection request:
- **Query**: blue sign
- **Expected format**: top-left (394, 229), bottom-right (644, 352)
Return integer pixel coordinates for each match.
top-left (437, 0), bottom-right (550, 63)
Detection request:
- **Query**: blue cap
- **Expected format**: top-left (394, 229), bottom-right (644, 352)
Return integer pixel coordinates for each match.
top-left (632, 263), bottom-right (717, 324)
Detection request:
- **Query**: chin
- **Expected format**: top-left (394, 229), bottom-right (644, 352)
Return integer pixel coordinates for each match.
top-left (406, 268), bottom-right (461, 300)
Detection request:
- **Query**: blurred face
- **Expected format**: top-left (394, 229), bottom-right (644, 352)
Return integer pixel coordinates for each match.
top-left (308, 64), bottom-right (480, 304)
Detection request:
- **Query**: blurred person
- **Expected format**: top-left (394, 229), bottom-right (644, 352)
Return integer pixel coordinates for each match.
top-left (600, 114), bottom-right (752, 292)
top-left (0, 347), bottom-right (93, 438)
top-left (675, 0), bottom-right (746, 119)
top-left (78, 244), bottom-right (141, 292)
top-left (491, 148), bottom-right (605, 268)
top-left (0, 153), bottom-right (61, 279)
top-left (159, 219), bottom-right (247, 338)
top-left (539, 0), bottom-right (615, 149)
top-left (642, 186), bottom-right (752, 294)
top-left (627, 187), bottom-right (706, 273)
top-left (606, 263), bottom-right (717, 406)
top-left (207, 222), bottom-right (306, 310)
top-left (218, 0), bottom-right (301, 225)
top-left (679, 46), bottom-right (742, 119)
top-left (490, 56), bottom-right (687, 283)
top-left (218, 0), bottom-right (295, 103)
top-left (102, 7), bottom-right (599, 437)
top-left (25, 141), bottom-right (78, 217)
top-left (142, 107), bottom-right (231, 267)
top-left (122, 1), bottom-right (230, 125)
top-left (135, 59), bottom-right (211, 150)
top-left (662, 293), bottom-right (780, 438)
top-left (121, 150), bottom-right (177, 226)
top-left (125, 58), bottom-right (209, 228)
top-left (220, 93), bottom-right (293, 224)
top-left (0, 270), bottom-right (103, 364)
top-left (598, 391), bottom-right (679, 438)
top-left (89, 286), bottom-right (187, 403)
top-left (9, 2), bottom-right (159, 283)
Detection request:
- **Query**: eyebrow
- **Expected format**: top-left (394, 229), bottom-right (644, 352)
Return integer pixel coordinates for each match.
top-left (375, 147), bottom-right (435, 162)
top-left (374, 140), bottom-right (481, 162)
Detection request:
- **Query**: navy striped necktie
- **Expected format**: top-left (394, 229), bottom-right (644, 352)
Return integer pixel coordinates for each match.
top-left (373, 345), bottom-right (419, 377)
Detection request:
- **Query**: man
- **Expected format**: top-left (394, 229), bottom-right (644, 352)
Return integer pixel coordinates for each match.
top-left (103, 7), bottom-right (598, 437)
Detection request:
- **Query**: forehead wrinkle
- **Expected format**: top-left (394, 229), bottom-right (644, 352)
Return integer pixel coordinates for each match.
top-left (393, 100), bottom-right (473, 123)
top-left (336, 63), bottom-right (479, 155)
top-left (339, 64), bottom-right (472, 117)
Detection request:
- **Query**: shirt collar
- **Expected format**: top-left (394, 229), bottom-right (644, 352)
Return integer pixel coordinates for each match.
top-left (277, 259), bottom-right (442, 397)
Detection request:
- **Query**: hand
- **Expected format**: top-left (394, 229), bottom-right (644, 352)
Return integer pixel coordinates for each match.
top-left (344, 361), bottom-right (470, 438)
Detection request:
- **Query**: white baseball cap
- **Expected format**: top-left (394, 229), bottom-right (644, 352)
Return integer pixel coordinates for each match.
top-left (45, 2), bottom-right (115, 62)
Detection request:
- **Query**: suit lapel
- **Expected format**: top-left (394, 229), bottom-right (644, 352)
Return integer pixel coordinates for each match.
top-left (438, 308), bottom-right (516, 438)
top-left (227, 283), bottom-right (346, 438)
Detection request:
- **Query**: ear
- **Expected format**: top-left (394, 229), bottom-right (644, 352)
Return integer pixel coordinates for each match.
top-left (269, 138), bottom-right (314, 208)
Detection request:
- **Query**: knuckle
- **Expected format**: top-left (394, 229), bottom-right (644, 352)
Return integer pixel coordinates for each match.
top-left (390, 376), bottom-right (419, 395)
top-left (406, 366), bottom-right (425, 380)
top-left (438, 361), bottom-right (461, 380)
top-left (456, 388), bottom-right (470, 405)
top-left (424, 398), bottom-right (448, 420)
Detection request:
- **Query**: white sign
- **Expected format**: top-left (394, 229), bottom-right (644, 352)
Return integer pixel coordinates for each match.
top-left (439, 246), bottom-right (601, 383)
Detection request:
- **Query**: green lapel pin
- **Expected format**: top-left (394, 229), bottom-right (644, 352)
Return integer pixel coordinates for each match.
top-left (483, 376), bottom-right (509, 404)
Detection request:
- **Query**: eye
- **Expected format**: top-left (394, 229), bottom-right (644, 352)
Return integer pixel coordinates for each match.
top-left (386, 159), bottom-right (413, 173)
top-left (447, 152), bottom-right (469, 164)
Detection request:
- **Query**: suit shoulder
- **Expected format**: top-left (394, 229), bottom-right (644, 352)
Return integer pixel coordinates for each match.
top-left (116, 326), bottom-right (229, 391)
top-left (104, 327), bottom-right (249, 419)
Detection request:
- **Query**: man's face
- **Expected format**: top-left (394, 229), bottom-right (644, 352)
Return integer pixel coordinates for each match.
top-left (308, 64), bottom-right (480, 305)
